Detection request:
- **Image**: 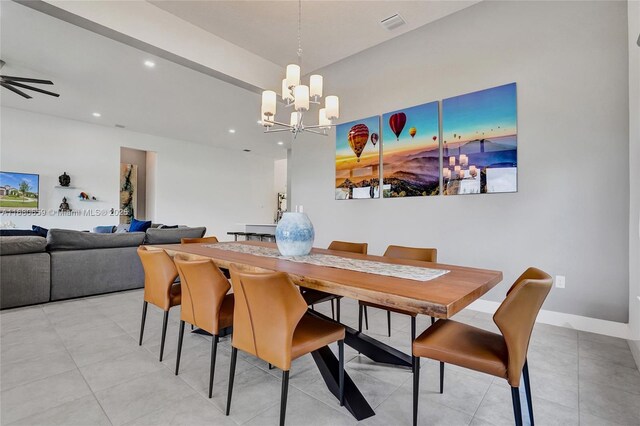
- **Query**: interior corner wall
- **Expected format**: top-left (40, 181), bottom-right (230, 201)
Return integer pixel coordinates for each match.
top-left (0, 107), bottom-right (275, 237)
top-left (120, 147), bottom-right (147, 220)
top-left (290, 1), bottom-right (630, 322)
top-left (628, 0), bottom-right (640, 346)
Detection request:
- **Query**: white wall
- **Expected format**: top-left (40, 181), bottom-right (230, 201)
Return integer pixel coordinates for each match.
top-left (0, 107), bottom-right (276, 237)
top-left (290, 1), bottom-right (630, 323)
top-left (628, 0), bottom-right (640, 360)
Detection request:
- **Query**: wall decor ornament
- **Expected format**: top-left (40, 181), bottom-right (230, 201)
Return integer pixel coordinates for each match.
top-left (275, 212), bottom-right (315, 256)
top-left (58, 172), bottom-right (70, 187)
top-left (0, 171), bottom-right (39, 210)
top-left (442, 83), bottom-right (517, 195)
top-left (335, 115), bottom-right (380, 200)
top-left (382, 101), bottom-right (440, 197)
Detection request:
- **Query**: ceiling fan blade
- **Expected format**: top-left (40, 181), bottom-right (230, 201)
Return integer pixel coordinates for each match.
top-left (5, 81), bottom-right (60, 97)
top-left (0, 75), bottom-right (54, 85)
top-left (0, 82), bottom-right (32, 99)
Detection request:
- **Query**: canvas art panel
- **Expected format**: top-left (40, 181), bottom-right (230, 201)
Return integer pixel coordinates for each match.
top-left (382, 101), bottom-right (440, 197)
top-left (335, 116), bottom-right (381, 200)
top-left (0, 171), bottom-right (39, 210)
top-left (442, 82), bottom-right (517, 195)
top-left (120, 163), bottom-right (137, 224)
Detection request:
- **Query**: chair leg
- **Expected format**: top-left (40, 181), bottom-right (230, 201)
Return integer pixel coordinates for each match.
top-left (175, 320), bottom-right (185, 375)
top-left (191, 324), bottom-right (194, 330)
top-left (363, 305), bottom-right (369, 330)
top-left (331, 299), bottom-right (335, 320)
top-left (269, 363), bottom-right (273, 370)
top-left (311, 304), bottom-right (315, 311)
top-left (522, 360), bottom-right (534, 425)
top-left (280, 370), bottom-right (290, 426)
top-left (511, 386), bottom-right (523, 426)
top-left (159, 310), bottom-right (169, 362)
top-left (413, 357), bottom-right (420, 426)
top-left (358, 304), bottom-right (363, 333)
top-left (430, 316), bottom-right (435, 325)
top-left (411, 316), bottom-right (416, 374)
top-left (209, 335), bottom-right (219, 398)
top-left (225, 347), bottom-right (238, 416)
top-left (387, 310), bottom-right (391, 337)
top-left (336, 298), bottom-right (341, 323)
top-left (338, 340), bottom-right (345, 406)
top-left (138, 301), bottom-right (148, 346)
top-left (439, 362), bottom-right (444, 394)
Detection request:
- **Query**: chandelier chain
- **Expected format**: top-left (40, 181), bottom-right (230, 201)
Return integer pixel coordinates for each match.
top-left (297, 0), bottom-right (302, 66)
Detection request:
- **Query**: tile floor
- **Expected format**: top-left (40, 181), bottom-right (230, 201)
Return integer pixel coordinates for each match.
top-left (1, 290), bottom-right (639, 426)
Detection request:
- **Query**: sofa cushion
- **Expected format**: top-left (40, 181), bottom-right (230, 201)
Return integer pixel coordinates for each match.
top-left (47, 228), bottom-right (145, 250)
top-left (0, 236), bottom-right (47, 255)
top-left (144, 227), bottom-right (206, 244)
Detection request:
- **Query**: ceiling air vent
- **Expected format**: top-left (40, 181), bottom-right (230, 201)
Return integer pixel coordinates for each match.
top-left (380, 13), bottom-right (406, 31)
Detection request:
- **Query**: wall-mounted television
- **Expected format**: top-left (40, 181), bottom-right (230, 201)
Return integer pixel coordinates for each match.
top-left (0, 171), bottom-right (40, 210)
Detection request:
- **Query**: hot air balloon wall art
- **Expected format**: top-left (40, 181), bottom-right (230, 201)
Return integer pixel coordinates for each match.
top-left (381, 101), bottom-right (440, 198)
top-left (442, 82), bottom-right (517, 195)
top-left (335, 115), bottom-right (381, 200)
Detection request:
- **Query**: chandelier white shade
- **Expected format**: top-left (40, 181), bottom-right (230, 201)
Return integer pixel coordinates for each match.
top-left (260, 0), bottom-right (339, 138)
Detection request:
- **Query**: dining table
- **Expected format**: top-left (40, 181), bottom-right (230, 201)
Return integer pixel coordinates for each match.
top-left (148, 241), bottom-right (503, 421)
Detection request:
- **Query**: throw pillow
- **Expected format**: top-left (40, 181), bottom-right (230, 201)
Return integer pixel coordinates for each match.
top-left (129, 218), bottom-right (152, 233)
top-left (31, 225), bottom-right (49, 237)
top-left (93, 225), bottom-right (116, 234)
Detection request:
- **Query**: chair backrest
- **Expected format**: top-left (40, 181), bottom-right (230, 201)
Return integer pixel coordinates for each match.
top-left (174, 257), bottom-right (230, 334)
top-left (181, 236), bottom-right (219, 244)
top-left (328, 240), bottom-right (368, 255)
top-left (493, 267), bottom-right (552, 386)
top-left (229, 264), bottom-right (307, 370)
top-left (137, 246), bottom-right (179, 310)
top-left (384, 245), bottom-right (437, 262)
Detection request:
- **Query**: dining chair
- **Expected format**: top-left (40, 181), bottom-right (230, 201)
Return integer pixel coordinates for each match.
top-left (302, 240), bottom-right (368, 322)
top-left (181, 236), bottom-right (219, 244)
top-left (137, 246), bottom-right (181, 361)
top-left (358, 245), bottom-right (437, 338)
top-left (225, 265), bottom-right (346, 426)
top-left (173, 257), bottom-right (233, 398)
top-left (412, 267), bottom-right (552, 426)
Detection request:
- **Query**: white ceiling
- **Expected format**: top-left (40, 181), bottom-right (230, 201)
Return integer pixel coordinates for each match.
top-left (0, 1), bottom-right (289, 159)
top-left (149, 0), bottom-right (480, 72)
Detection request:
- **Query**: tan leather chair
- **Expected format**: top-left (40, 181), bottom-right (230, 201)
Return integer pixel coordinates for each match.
top-left (412, 267), bottom-right (552, 426)
top-left (302, 240), bottom-right (368, 322)
top-left (137, 246), bottom-right (181, 361)
top-left (225, 265), bottom-right (346, 425)
top-left (181, 236), bottom-right (219, 244)
top-left (173, 257), bottom-right (233, 398)
top-left (359, 245), bottom-right (437, 339)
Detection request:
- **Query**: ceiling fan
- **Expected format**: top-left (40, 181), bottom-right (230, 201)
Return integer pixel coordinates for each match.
top-left (0, 60), bottom-right (60, 99)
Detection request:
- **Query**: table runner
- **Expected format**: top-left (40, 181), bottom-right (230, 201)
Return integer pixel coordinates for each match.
top-left (204, 242), bottom-right (449, 282)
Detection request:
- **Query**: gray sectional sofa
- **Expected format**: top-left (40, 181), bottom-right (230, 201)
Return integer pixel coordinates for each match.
top-left (0, 226), bottom-right (206, 309)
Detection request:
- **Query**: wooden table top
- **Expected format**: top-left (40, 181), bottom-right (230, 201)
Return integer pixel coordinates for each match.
top-left (149, 241), bottom-right (503, 318)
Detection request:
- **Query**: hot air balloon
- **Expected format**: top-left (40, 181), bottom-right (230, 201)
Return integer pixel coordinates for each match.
top-left (409, 127), bottom-right (417, 139)
top-left (348, 124), bottom-right (369, 162)
top-left (370, 133), bottom-right (379, 146)
top-left (432, 136), bottom-right (437, 141)
top-left (453, 133), bottom-right (457, 139)
top-left (389, 113), bottom-right (406, 141)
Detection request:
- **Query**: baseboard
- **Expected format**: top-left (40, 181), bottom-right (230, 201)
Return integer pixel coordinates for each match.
top-left (467, 299), bottom-right (633, 340)
top-left (630, 339), bottom-right (640, 371)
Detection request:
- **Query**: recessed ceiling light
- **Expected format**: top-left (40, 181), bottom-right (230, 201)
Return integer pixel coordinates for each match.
top-left (144, 60), bottom-right (155, 68)
top-left (228, 129), bottom-right (236, 134)
top-left (277, 141), bottom-right (284, 145)
top-left (92, 112), bottom-right (101, 117)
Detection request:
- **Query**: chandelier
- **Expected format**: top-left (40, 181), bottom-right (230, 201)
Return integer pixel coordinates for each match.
top-left (260, 0), bottom-right (339, 138)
